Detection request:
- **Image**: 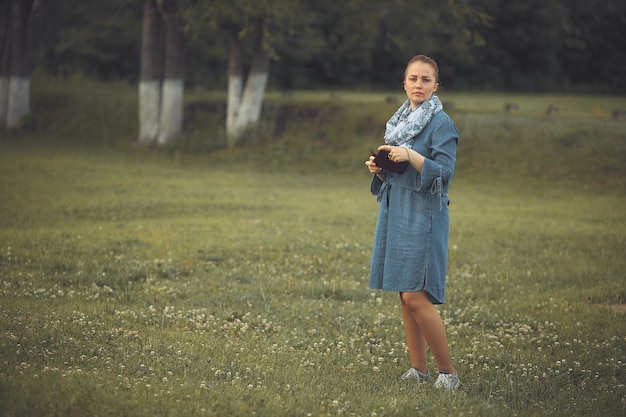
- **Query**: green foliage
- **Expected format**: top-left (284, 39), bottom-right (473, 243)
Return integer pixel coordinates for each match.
top-left (1, 80), bottom-right (625, 416)
top-left (561, 0), bottom-right (626, 91)
top-left (182, 0), bottom-right (311, 59)
top-left (470, 0), bottom-right (570, 91)
top-left (31, 0), bottom-right (143, 80)
top-left (10, 0), bottom-right (625, 92)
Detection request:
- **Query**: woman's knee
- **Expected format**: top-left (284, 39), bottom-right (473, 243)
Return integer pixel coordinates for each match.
top-left (400, 291), bottom-right (431, 311)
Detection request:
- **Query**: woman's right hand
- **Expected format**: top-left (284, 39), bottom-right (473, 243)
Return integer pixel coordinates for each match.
top-left (365, 156), bottom-right (383, 175)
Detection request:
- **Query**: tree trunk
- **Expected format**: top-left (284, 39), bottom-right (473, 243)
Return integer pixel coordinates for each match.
top-left (138, 0), bottom-right (164, 145)
top-left (0, 0), bottom-right (34, 130)
top-left (226, 39), bottom-right (270, 147)
top-left (138, 0), bottom-right (184, 147)
top-left (226, 37), bottom-right (244, 147)
top-left (238, 45), bottom-right (270, 133)
top-left (157, 1), bottom-right (184, 146)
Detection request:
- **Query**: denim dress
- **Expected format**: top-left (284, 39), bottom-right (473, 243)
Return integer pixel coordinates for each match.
top-left (369, 111), bottom-right (459, 304)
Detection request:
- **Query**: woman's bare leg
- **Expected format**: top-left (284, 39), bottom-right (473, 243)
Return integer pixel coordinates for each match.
top-left (400, 291), bottom-right (455, 374)
top-left (401, 297), bottom-right (428, 374)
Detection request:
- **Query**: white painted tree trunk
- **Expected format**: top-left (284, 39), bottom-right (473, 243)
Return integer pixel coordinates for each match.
top-left (157, 78), bottom-right (183, 145)
top-left (138, 0), bottom-right (164, 146)
top-left (1, 0), bottom-right (35, 129)
top-left (226, 43), bottom-right (270, 146)
top-left (226, 38), bottom-right (243, 147)
top-left (156, 0), bottom-right (184, 146)
top-left (226, 73), bottom-right (243, 144)
top-left (238, 57), bottom-right (269, 130)
top-left (6, 76), bottom-right (29, 128)
top-left (138, 80), bottom-right (161, 144)
top-left (0, 76), bottom-right (30, 129)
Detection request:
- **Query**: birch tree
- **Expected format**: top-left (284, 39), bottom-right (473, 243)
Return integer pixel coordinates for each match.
top-left (0, 0), bottom-right (38, 130)
top-left (138, 0), bottom-right (184, 147)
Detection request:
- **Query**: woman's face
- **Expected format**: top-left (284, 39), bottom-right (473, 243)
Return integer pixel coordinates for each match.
top-left (403, 61), bottom-right (439, 109)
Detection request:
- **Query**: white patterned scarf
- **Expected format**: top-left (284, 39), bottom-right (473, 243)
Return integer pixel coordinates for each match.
top-left (384, 95), bottom-right (443, 148)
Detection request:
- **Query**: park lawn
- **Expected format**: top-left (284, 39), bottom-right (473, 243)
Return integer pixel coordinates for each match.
top-left (0, 84), bottom-right (625, 416)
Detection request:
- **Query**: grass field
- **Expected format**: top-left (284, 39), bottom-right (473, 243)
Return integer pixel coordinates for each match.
top-left (0, 79), bottom-right (625, 416)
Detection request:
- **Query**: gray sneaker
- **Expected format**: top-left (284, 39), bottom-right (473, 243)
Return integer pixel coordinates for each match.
top-left (434, 372), bottom-right (460, 391)
top-left (400, 368), bottom-right (431, 383)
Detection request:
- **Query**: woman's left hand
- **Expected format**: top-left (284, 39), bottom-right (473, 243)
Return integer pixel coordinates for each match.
top-left (378, 145), bottom-right (408, 163)
top-left (378, 145), bottom-right (425, 172)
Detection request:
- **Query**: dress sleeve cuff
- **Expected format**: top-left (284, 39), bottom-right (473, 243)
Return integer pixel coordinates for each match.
top-left (416, 158), bottom-right (439, 191)
top-left (371, 174), bottom-right (383, 197)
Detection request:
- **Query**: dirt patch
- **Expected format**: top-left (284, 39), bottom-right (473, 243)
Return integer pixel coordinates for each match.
top-left (607, 304), bottom-right (626, 313)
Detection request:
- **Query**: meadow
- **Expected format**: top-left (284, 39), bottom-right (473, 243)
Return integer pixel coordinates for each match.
top-left (0, 79), bottom-right (625, 416)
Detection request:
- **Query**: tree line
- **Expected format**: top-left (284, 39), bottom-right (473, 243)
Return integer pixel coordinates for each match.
top-left (1, 0), bottom-right (624, 145)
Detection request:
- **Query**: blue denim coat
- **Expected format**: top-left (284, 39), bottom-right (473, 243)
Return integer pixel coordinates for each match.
top-left (369, 111), bottom-right (459, 304)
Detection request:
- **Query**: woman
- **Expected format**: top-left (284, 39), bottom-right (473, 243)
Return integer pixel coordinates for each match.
top-left (365, 54), bottom-right (460, 391)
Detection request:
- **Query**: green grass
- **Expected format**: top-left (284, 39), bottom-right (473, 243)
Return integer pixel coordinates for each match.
top-left (0, 79), bottom-right (625, 416)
